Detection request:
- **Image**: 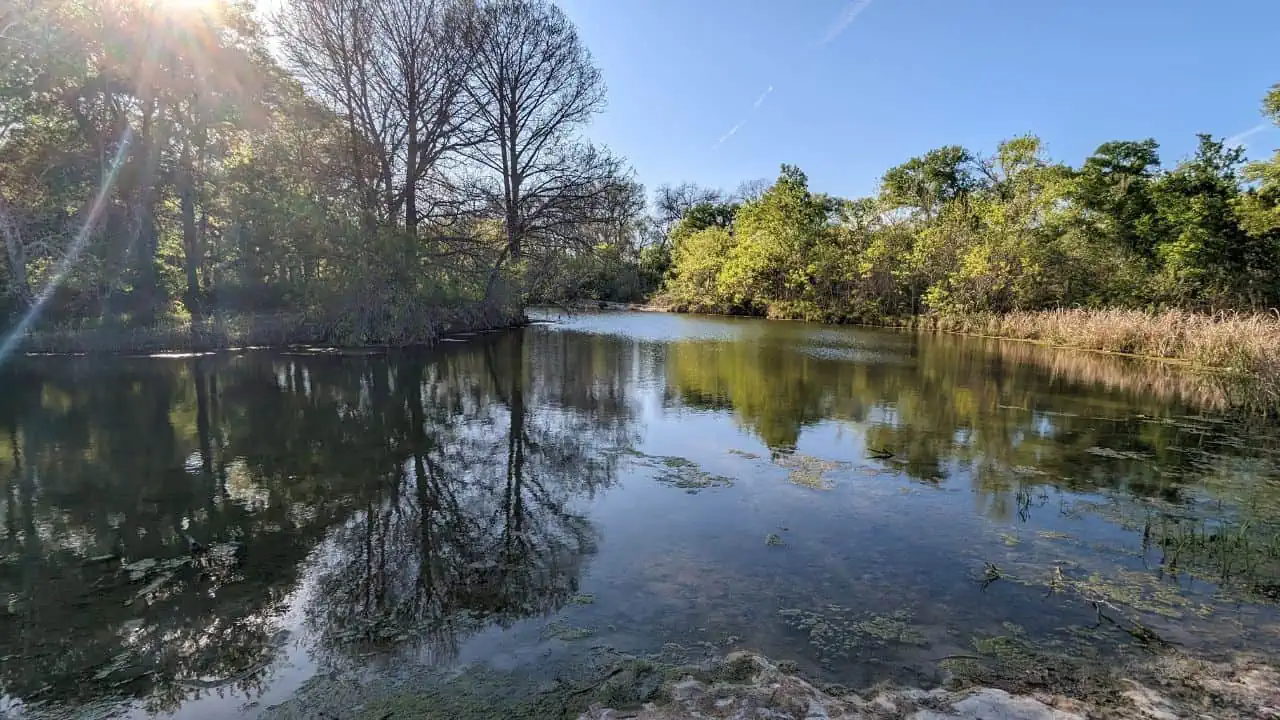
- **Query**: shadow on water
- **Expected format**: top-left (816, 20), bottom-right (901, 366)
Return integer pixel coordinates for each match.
top-left (2, 310), bottom-right (1279, 716)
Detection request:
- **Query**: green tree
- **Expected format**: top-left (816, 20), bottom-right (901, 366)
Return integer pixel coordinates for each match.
top-left (717, 165), bottom-right (836, 318)
top-left (1150, 135), bottom-right (1261, 307)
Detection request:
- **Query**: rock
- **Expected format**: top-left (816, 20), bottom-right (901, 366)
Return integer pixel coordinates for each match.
top-left (910, 689), bottom-right (1084, 720)
top-left (579, 653), bottom-right (1094, 720)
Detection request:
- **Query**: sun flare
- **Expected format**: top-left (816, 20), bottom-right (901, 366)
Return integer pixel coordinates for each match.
top-left (150, 0), bottom-right (219, 17)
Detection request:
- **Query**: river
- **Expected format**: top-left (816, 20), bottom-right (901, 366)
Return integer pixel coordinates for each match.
top-left (2, 310), bottom-right (1278, 718)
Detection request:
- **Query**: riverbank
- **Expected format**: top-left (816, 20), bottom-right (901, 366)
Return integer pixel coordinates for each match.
top-left (919, 309), bottom-right (1280, 376)
top-left (636, 302), bottom-right (1280, 405)
top-left (262, 648), bottom-right (1280, 719)
top-left (580, 650), bottom-right (1280, 720)
top-left (10, 303), bottom-right (524, 355)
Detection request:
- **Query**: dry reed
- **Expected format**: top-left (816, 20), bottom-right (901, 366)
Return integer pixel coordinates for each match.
top-left (927, 309), bottom-right (1280, 409)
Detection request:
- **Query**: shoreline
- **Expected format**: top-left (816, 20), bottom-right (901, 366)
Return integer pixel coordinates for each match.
top-left (8, 306), bottom-right (528, 357)
top-left (259, 647), bottom-right (1280, 720)
top-left (560, 301), bottom-right (1280, 377)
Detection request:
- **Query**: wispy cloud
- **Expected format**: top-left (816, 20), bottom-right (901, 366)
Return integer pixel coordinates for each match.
top-left (1225, 123), bottom-right (1272, 150)
top-left (817, 0), bottom-right (873, 48)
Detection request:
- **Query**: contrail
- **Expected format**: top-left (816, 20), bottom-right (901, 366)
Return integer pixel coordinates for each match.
top-left (714, 121), bottom-right (745, 149)
top-left (712, 86), bottom-right (773, 151)
top-left (753, 85), bottom-right (774, 109)
top-left (817, 0), bottom-right (873, 48)
top-left (712, 1), bottom-right (875, 150)
top-left (1225, 123), bottom-right (1272, 150)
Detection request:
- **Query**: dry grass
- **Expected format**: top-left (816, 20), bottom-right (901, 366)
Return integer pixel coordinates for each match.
top-left (930, 309), bottom-right (1280, 371)
top-left (927, 309), bottom-right (1280, 410)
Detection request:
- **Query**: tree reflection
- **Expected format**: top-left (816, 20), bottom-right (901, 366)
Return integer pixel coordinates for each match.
top-left (664, 329), bottom-right (1280, 504)
top-left (304, 331), bottom-right (624, 665)
top-left (0, 328), bottom-right (635, 713)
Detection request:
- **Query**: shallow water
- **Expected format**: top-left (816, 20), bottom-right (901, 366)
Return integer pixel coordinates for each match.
top-left (2, 310), bottom-right (1279, 717)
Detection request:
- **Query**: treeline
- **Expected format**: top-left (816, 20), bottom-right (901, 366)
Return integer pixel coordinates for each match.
top-left (0, 0), bottom-right (638, 345)
top-left (654, 84), bottom-right (1280, 321)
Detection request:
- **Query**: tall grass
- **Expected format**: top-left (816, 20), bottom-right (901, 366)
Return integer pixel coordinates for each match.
top-left (927, 309), bottom-right (1280, 409)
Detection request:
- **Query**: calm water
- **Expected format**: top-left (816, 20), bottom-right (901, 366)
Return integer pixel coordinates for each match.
top-left (3, 311), bottom-right (1279, 717)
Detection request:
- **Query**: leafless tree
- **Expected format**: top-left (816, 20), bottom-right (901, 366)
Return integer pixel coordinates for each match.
top-left (460, 0), bottom-right (623, 298)
top-left (652, 182), bottom-right (723, 240)
top-left (274, 0), bottom-right (472, 232)
top-left (732, 178), bottom-right (771, 203)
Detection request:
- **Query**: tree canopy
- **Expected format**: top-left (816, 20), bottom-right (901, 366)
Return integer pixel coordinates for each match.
top-left (0, 0), bottom-right (641, 345)
top-left (660, 84), bottom-right (1280, 321)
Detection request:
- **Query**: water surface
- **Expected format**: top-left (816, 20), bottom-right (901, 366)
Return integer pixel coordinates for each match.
top-left (3, 311), bottom-right (1279, 717)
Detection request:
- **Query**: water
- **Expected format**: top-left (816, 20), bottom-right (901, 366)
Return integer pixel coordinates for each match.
top-left (2, 310), bottom-right (1279, 717)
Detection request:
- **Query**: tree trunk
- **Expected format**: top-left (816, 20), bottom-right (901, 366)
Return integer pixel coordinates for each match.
top-left (405, 83), bottom-right (419, 233)
top-left (134, 95), bottom-right (161, 325)
top-left (0, 195), bottom-right (32, 310)
top-left (179, 142), bottom-right (202, 324)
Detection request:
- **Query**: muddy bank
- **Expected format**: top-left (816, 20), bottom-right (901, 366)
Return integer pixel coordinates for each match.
top-left (261, 648), bottom-right (1280, 720)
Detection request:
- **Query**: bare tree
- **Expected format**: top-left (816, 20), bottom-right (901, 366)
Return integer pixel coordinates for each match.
top-left (275, 0), bottom-right (471, 232)
top-left (732, 178), bottom-right (771, 203)
top-left (652, 182), bottom-right (723, 240)
top-left (460, 0), bottom-right (622, 298)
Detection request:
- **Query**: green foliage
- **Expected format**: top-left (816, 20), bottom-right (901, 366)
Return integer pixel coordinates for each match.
top-left (664, 226), bottom-right (735, 313)
top-left (657, 83), bottom-right (1280, 322)
top-left (1, 0), bottom-right (625, 345)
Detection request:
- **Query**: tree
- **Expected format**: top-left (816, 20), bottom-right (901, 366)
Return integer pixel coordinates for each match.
top-left (460, 0), bottom-right (623, 299)
top-left (652, 182), bottom-right (723, 240)
top-left (1073, 139), bottom-right (1163, 257)
top-left (880, 145), bottom-right (982, 219)
top-left (1236, 83), bottom-right (1280, 239)
top-left (1150, 134), bottom-right (1256, 307)
top-left (718, 165), bottom-right (837, 318)
top-left (275, 0), bottom-right (472, 233)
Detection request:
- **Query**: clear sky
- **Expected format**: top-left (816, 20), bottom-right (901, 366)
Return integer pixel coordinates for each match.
top-left (558, 0), bottom-right (1280, 199)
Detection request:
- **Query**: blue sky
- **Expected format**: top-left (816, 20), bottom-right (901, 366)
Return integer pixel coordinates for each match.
top-left (558, 0), bottom-right (1280, 199)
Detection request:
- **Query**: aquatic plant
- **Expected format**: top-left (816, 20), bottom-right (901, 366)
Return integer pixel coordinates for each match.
top-left (778, 606), bottom-right (928, 660)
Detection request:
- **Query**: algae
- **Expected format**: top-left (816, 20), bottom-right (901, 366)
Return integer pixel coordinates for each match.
top-left (770, 453), bottom-right (850, 490)
top-left (778, 606), bottom-right (928, 660)
top-left (544, 621), bottom-right (596, 641)
top-left (618, 451), bottom-right (734, 492)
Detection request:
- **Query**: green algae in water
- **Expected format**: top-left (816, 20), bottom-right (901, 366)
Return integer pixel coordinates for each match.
top-left (778, 606), bottom-right (928, 660)
top-left (770, 453), bottom-right (850, 490)
top-left (619, 451), bottom-right (734, 492)
top-left (765, 533), bottom-right (785, 547)
top-left (543, 620), bottom-right (595, 641)
top-left (944, 624), bottom-right (1120, 699)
